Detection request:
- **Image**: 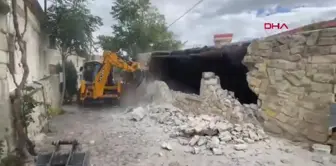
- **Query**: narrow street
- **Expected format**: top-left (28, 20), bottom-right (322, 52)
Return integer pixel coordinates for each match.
top-left (35, 105), bottom-right (336, 166)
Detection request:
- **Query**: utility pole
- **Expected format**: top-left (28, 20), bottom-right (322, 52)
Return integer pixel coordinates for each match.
top-left (44, 0), bottom-right (47, 12)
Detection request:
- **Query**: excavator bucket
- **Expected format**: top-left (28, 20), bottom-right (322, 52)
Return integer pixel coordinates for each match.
top-left (133, 69), bottom-right (146, 87)
top-left (122, 69), bottom-right (146, 87)
top-left (119, 69), bottom-right (147, 106)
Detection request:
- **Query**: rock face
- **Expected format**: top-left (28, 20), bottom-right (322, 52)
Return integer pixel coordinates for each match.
top-left (243, 28), bottom-right (336, 143)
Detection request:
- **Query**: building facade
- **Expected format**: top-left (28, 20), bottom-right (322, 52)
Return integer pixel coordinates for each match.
top-left (214, 33), bottom-right (233, 48)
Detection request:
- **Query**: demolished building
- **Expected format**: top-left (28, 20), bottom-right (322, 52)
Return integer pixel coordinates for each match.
top-left (145, 28), bottom-right (336, 149)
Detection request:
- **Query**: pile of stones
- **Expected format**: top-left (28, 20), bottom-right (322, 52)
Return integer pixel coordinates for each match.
top-left (146, 104), bottom-right (269, 155)
top-left (135, 73), bottom-right (268, 155)
top-left (142, 72), bottom-right (263, 125)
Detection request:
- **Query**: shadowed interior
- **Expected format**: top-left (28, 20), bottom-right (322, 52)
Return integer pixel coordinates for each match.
top-left (147, 43), bottom-right (258, 104)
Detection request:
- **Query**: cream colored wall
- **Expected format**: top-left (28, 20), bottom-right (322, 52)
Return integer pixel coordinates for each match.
top-left (0, 0), bottom-right (87, 142)
top-left (4, 0), bottom-right (85, 92)
top-left (5, 0), bottom-right (47, 92)
top-left (0, 0), bottom-right (86, 141)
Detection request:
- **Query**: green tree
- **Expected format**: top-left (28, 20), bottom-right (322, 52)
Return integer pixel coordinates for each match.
top-left (45, 0), bottom-right (102, 105)
top-left (56, 61), bottom-right (78, 103)
top-left (97, 0), bottom-right (182, 58)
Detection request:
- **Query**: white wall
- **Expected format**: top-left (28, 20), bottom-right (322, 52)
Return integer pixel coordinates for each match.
top-left (44, 49), bottom-right (85, 70)
top-left (0, 0), bottom-right (85, 140)
top-left (4, 0), bottom-right (85, 92)
top-left (5, 0), bottom-right (48, 92)
top-left (0, 1), bottom-right (11, 143)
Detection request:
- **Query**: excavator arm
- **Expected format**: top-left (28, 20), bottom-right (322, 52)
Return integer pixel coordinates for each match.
top-left (92, 51), bottom-right (144, 99)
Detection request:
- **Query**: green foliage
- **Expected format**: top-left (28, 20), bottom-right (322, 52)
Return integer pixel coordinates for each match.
top-left (0, 90), bottom-right (43, 165)
top-left (56, 61), bottom-right (78, 99)
top-left (97, 0), bottom-right (183, 57)
top-left (0, 154), bottom-right (21, 166)
top-left (45, 0), bottom-right (103, 57)
top-left (0, 140), bottom-right (3, 157)
top-left (22, 94), bottom-right (43, 129)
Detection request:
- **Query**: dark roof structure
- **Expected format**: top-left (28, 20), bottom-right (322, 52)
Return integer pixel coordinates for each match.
top-left (150, 41), bottom-right (251, 66)
top-left (151, 41), bottom-right (251, 58)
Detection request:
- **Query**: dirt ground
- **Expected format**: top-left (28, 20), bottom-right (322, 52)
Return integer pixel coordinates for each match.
top-left (33, 105), bottom-right (336, 166)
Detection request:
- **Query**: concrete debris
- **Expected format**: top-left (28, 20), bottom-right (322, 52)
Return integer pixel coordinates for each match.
top-left (130, 106), bottom-right (146, 121)
top-left (207, 137), bottom-right (220, 149)
top-left (144, 103), bottom-right (268, 155)
top-left (133, 76), bottom-right (271, 155)
top-left (193, 147), bottom-right (201, 154)
top-left (312, 143), bottom-right (331, 154)
top-left (202, 72), bottom-right (215, 79)
top-left (178, 138), bottom-right (189, 145)
top-left (161, 142), bottom-right (173, 151)
top-left (158, 152), bottom-right (164, 157)
top-left (197, 137), bottom-right (207, 146)
top-left (312, 155), bottom-right (327, 164)
top-left (144, 80), bottom-right (173, 103)
top-left (212, 148), bottom-right (224, 155)
top-left (170, 72), bottom-right (263, 125)
top-left (134, 73), bottom-right (330, 162)
top-left (280, 159), bottom-right (290, 164)
top-left (89, 140), bottom-right (95, 145)
top-left (144, 73), bottom-right (262, 126)
top-left (234, 144), bottom-right (248, 151)
top-left (189, 135), bottom-right (200, 146)
top-left (168, 161), bottom-right (182, 166)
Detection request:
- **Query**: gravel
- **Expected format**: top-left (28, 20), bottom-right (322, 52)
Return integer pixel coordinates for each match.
top-left (30, 104), bottom-right (336, 166)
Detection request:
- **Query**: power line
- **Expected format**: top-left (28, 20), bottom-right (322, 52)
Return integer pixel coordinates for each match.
top-left (167, 0), bottom-right (205, 29)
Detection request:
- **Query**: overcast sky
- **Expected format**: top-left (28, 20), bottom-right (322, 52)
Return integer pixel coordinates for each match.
top-left (39, 0), bottom-right (336, 49)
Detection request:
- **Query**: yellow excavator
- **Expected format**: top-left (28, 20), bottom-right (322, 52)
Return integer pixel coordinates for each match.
top-left (77, 51), bottom-right (145, 106)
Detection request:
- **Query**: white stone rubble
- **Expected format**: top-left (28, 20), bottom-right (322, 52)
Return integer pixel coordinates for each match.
top-left (129, 102), bottom-right (268, 155)
top-left (128, 75), bottom-right (271, 155)
top-left (130, 106), bottom-right (146, 121)
top-left (161, 142), bottom-right (173, 151)
top-left (128, 73), bottom-right (335, 163)
top-left (171, 72), bottom-right (263, 125)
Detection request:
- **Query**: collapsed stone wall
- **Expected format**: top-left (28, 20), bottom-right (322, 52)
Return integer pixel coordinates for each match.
top-left (145, 72), bottom-right (261, 125)
top-left (243, 28), bottom-right (336, 143)
top-left (137, 78), bottom-right (268, 156)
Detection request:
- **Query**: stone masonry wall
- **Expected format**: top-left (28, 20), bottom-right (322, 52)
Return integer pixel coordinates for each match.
top-left (26, 75), bottom-right (60, 137)
top-left (243, 28), bottom-right (336, 143)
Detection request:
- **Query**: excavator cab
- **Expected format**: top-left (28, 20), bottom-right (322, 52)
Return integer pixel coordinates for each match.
top-left (77, 60), bottom-right (121, 106)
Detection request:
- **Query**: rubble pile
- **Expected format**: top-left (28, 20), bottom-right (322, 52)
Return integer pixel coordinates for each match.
top-left (136, 72), bottom-right (269, 155)
top-left (173, 90), bottom-right (261, 124)
top-left (143, 80), bottom-right (173, 104)
top-left (144, 104), bottom-right (269, 155)
top-left (144, 72), bottom-right (263, 124)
